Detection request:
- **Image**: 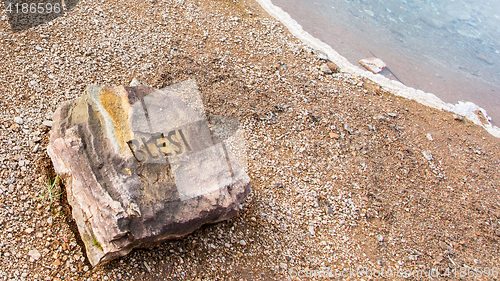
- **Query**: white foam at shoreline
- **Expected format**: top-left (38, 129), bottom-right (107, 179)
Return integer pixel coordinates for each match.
top-left (255, 0), bottom-right (500, 138)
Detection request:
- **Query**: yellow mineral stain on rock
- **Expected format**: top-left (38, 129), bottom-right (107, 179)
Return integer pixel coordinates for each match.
top-left (99, 87), bottom-right (133, 157)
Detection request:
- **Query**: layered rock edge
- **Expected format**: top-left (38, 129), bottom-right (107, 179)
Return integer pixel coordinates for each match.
top-left (47, 81), bottom-right (251, 266)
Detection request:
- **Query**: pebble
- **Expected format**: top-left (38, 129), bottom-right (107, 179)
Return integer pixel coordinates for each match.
top-left (0, 0), bottom-right (496, 279)
top-left (315, 51), bottom-right (329, 61)
top-left (378, 235), bottom-right (384, 242)
top-left (359, 57), bottom-right (387, 73)
top-left (329, 132), bottom-right (340, 139)
top-left (327, 62), bottom-right (340, 73)
top-left (308, 226), bottom-right (316, 236)
top-left (422, 151), bottom-right (434, 161)
top-left (320, 64), bottom-right (333, 74)
top-left (14, 117), bottom-right (24, 124)
top-left (28, 249), bottom-right (41, 260)
top-left (453, 114), bottom-right (465, 121)
top-left (280, 262), bottom-right (287, 270)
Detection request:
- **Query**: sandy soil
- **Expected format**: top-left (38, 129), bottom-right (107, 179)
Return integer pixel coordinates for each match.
top-left (270, 0), bottom-right (500, 125)
top-left (0, 0), bottom-right (499, 280)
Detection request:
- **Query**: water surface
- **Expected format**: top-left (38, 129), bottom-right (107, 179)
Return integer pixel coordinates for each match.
top-left (272, 0), bottom-right (500, 123)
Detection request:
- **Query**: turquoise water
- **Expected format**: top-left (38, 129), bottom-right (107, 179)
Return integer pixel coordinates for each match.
top-left (272, 0), bottom-right (500, 123)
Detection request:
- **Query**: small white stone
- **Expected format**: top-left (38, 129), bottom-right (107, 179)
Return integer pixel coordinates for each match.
top-left (130, 78), bottom-right (142, 86)
top-left (422, 151), bottom-right (433, 161)
top-left (14, 117), bottom-right (24, 124)
top-left (378, 235), bottom-right (384, 242)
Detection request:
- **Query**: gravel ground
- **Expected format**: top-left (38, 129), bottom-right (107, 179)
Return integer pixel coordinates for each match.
top-left (1, 0), bottom-right (500, 280)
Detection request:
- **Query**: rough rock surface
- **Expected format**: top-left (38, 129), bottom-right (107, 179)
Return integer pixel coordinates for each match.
top-left (47, 80), bottom-right (251, 266)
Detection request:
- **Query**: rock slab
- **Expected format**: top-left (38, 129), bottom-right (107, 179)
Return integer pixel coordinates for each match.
top-left (47, 80), bottom-right (251, 266)
top-left (359, 57), bottom-right (387, 74)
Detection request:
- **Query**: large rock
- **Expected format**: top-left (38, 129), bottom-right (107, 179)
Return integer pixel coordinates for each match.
top-left (47, 80), bottom-right (251, 266)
